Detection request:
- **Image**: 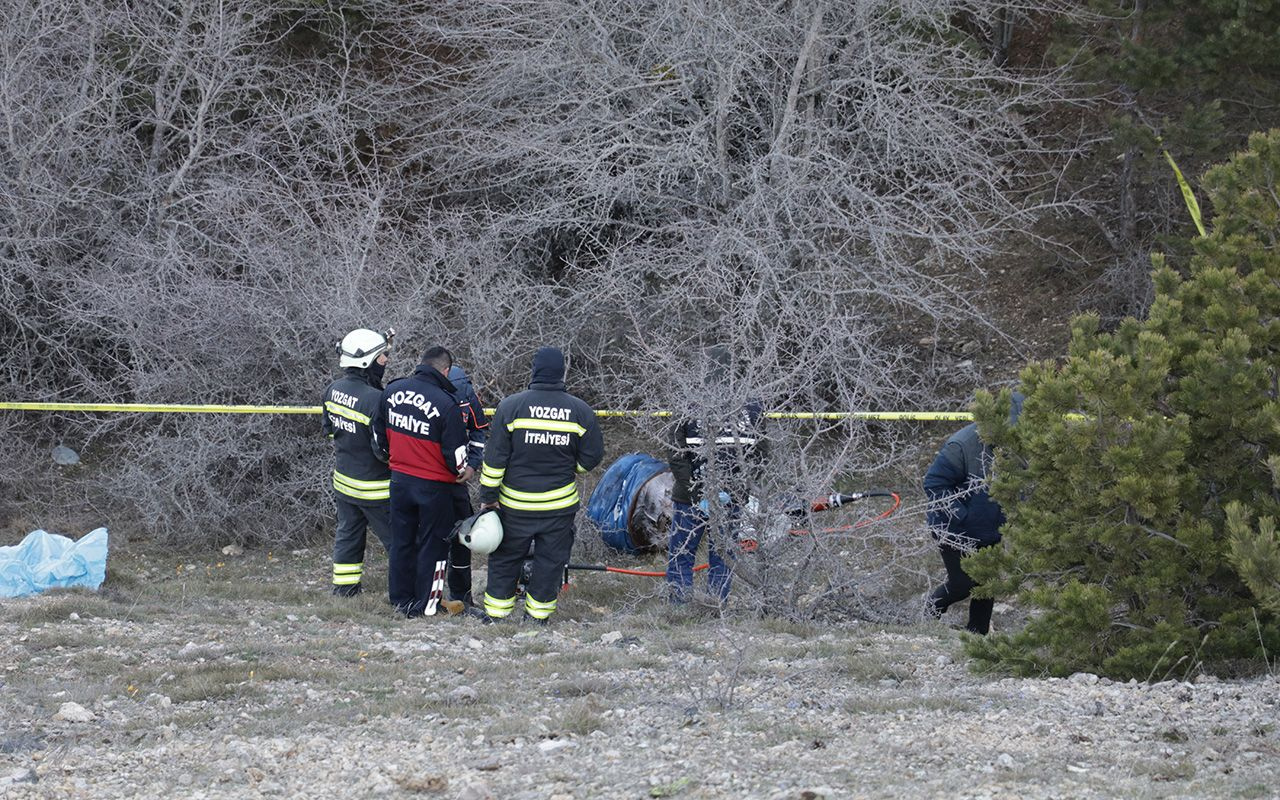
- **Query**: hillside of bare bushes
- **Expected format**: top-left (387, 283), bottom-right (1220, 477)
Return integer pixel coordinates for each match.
top-left (4, 2), bottom-right (1280, 795)
top-left (2, 0), bottom-right (1088, 548)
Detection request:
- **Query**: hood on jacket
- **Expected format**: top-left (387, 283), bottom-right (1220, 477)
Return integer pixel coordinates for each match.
top-left (529, 347), bottom-right (565, 388)
top-left (1009, 391), bottom-right (1025, 424)
top-left (344, 365), bottom-right (384, 389)
top-left (448, 365), bottom-right (472, 397)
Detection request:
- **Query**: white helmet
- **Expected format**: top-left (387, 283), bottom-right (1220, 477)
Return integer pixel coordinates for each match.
top-left (337, 328), bottom-right (394, 369)
top-left (454, 510), bottom-right (503, 554)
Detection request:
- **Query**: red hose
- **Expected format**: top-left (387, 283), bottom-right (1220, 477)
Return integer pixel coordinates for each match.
top-left (785, 491), bottom-right (901, 536)
top-left (567, 492), bottom-right (901, 579)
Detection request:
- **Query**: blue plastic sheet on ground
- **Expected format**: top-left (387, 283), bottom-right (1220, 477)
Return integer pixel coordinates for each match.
top-left (0, 528), bottom-right (108, 598)
top-left (586, 453), bottom-right (670, 555)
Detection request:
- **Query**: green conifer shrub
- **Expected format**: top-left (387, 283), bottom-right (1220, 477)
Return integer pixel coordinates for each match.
top-left (963, 130), bottom-right (1280, 679)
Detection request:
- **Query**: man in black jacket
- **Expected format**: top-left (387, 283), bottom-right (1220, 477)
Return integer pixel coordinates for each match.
top-left (372, 346), bottom-right (471, 618)
top-left (923, 392), bottom-right (1024, 634)
top-left (322, 328), bottom-right (394, 597)
top-left (478, 347), bottom-right (604, 624)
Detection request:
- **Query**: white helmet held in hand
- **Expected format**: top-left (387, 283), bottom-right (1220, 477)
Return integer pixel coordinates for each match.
top-left (455, 510), bottom-right (503, 554)
top-left (337, 328), bottom-right (394, 369)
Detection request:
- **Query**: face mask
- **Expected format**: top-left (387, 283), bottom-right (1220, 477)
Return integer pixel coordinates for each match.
top-left (367, 360), bottom-right (387, 386)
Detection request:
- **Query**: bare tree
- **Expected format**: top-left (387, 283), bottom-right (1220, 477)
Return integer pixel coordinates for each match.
top-left (1, 0), bottom-right (1078, 620)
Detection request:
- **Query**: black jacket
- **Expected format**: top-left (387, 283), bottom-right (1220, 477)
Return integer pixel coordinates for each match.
top-left (449, 365), bottom-right (490, 470)
top-left (668, 401), bottom-right (768, 505)
top-left (322, 368), bottom-right (391, 505)
top-left (923, 392), bottom-right (1024, 547)
top-left (479, 348), bottom-right (605, 516)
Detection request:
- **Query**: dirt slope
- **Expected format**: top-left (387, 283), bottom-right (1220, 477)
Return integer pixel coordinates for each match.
top-left (2, 549), bottom-right (1277, 799)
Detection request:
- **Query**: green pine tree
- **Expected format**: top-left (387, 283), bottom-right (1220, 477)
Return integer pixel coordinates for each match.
top-left (1049, 1), bottom-right (1280, 311)
top-left (963, 129), bottom-right (1280, 680)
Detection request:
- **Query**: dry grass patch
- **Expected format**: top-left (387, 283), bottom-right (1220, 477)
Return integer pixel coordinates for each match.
top-left (483, 714), bottom-right (541, 742)
top-left (530, 646), bottom-right (646, 675)
top-left (547, 676), bottom-right (613, 698)
top-left (554, 697), bottom-right (608, 736)
top-left (8, 590), bottom-right (149, 624)
top-left (749, 720), bottom-right (834, 746)
top-left (0, 729), bottom-right (45, 755)
top-left (756, 617), bottom-right (822, 638)
top-left (306, 595), bottom-right (402, 626)
top-left (665, 637), bottom-right (715, 657)
top-left (199, 577), bottom-right (325, 607)
top-left (835, 651), bottom-right (915, 683)
top-left (840, 694), bottom-right (975, 716)
top-left (19, 626), bottom-right (99, 652)
top-left (123, 660), bottom-right (303, 704)
top-left (1128, 756), bottom-right (1198, 782)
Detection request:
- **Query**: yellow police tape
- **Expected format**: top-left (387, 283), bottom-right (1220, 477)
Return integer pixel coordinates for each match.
top-left (0, 401), bottom-right (974, 421)
top-left (1160, 142), bottom-right (1207, 238)
top-left (0, 402), bottom-right (320, 415)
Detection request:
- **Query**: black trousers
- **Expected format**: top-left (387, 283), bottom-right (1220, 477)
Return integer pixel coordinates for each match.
top-left (448, 484), bottom-right (474, 601)
top-left (483, 511), bottom-right (573, 620)
top-left (388, 474), bottom-right (457, 617)
top-left (928, 541), bottom-right (994, 635)
top-left (332, 498), bottom-right (392, 587)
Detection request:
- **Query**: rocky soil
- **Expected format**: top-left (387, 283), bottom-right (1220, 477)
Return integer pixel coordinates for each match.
top-left (2, 547), bottom-right (1278, 800)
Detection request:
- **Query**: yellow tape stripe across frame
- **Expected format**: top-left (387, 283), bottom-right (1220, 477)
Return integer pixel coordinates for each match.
top-left (0, 402), bottom-right (974, 421)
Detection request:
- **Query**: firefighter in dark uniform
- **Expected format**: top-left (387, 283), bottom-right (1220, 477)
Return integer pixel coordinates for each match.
top-left (666, 347), bottom-right (768, 604)
top-left (372, 346), bottom-right (471, 618)
top-left (478, 347), bottom-right (604, 624)
top-left (322, 328), bottom-right (395, 597)
top-left (447, 364), bottom-right (489, 608)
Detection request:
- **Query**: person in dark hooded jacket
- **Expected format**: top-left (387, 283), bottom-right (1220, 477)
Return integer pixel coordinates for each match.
top-left (923, 392), bottom-right (1024, 634)
top-left (445, 364), bottom-right (489, 608)
top-left (478, 347), bottom-right (604, 624)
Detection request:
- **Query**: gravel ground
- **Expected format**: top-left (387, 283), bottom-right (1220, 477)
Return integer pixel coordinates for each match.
top-left (2, 548), bottom-right (1278, 799)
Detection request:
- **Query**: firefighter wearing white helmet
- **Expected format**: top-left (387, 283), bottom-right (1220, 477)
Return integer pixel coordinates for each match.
top-left (338, 328), bottom-right (393, 369)
top-left (322, 327), bottom-right (395, 596)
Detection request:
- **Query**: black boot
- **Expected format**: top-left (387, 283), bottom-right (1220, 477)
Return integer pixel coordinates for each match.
top-left (926, 585), bottom-right (949, 618)
top-left (333, 583), bottom-right (362, 598)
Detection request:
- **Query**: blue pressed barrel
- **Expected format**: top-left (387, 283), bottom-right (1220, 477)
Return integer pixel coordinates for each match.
top-left (586, 453), bottom-right (670, 555)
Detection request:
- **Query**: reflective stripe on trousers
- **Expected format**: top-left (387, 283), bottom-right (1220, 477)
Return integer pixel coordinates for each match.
top-left (332, 562), bottom-right (362, 586)
top-left (484, 593), bottom-right (516, 618)
top-left (524, 594), bottom-right (557, 619)
top-left (334, 470), bottom-right (390, 501)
